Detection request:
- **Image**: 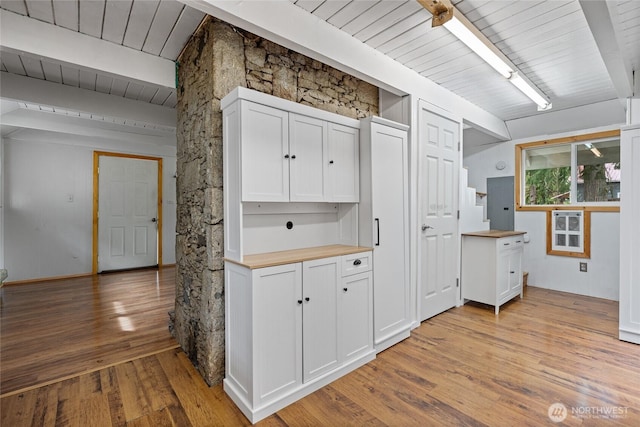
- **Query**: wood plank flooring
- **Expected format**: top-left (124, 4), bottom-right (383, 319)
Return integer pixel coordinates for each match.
top-left (2, 277), bottom-right (640, 425)
top-left (0, 267), bottom-right (178, 396)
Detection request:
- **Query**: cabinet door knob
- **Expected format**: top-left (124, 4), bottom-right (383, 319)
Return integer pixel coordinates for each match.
top-left (305, 297), bottom-right (310, 302)
top-left (291, 155), bottom-right (296, 159)
top-left (510, 271), bottom-right (515, 274)
top-left (329, 160), bottom-right (334, 164)
top-left (353, 259), bottom-right (362, 266)
top-left (284, 154), bottom-right (290, 159)
top-left (297, 299), bottom-right (303, 305)
top-left (343, 288), bottom-right (348, 292)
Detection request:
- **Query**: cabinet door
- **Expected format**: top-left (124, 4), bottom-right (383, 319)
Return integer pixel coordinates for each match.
top-left (508, 249), bottom-right (523, 293)
top-left (241, 101), bottom-right (290, 202)
top-left (497, 250), bottom-right (510, 300)
top-left (302, 257), bottom-right (339, 382)
top-left (253, 263), bottom-right (302, 403)
top-left (289, 114), bottom-right (327, 202)
top-left (339, 271), bottom-right (373, 362)
top-left (327, 123), bottom-right (359, 202)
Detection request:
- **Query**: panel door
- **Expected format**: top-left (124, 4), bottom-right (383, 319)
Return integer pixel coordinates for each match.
top-left (289, 114), bottom-right (327, 202)
top-left (98, 155), bottom-right (158, 272)
top-left (241, 101), bottom-right (289, 202)
top-left (370, 122), bottom-right (410, 344)
top-left (302, 257), bottom-right (339, 382)
top-left (253, 263), bottom-right (302, 403)
top-left (327, 123), bottom-right (359, 202)
top-left (419, 102), bottom-right (460, 321)
top-left (339, 271), bottom-right (373, 362)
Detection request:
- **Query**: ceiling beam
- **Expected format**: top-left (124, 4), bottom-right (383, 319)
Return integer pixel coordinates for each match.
top-left (0, 9), bottom-right (176, 89)
top-left (579, 0), bottom-right (634, 99)
top-left (0, 73), bottom-right (176, 128)
top-left (1, 108), bottom-right (176, 147)
top-left (180, 0), bottom-right (510, 140)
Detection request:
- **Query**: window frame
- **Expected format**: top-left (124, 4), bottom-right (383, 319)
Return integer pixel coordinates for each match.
top-left (546, 210), bottom-right (591, 258)
top-left (515, 129), bottom-right (621, 213)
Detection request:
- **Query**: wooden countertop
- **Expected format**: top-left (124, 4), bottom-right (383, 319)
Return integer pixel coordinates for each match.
top-left (462, 230), bottom-right (526, 238)
top-left (225, 244), bottom-right (372, 269)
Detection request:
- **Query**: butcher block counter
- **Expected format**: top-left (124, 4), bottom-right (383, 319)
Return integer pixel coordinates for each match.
top-left (462, 230), bottom-right (526, 238)
top-left (225, 244), bottom-right (372, 269)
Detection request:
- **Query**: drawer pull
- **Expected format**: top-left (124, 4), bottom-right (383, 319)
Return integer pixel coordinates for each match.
top-left (516, 240), bottom-right (522, 243)
top-left (503, 243), bottom-right (510, 246)
top-left (510, 271), bottom-right (515, 274)
top-left (353, 259), bottom-right (362, 266)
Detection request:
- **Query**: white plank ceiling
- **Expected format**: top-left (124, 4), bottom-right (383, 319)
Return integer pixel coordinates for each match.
top-left (1, 0), bottom-right (639, 140)
top-left (0, 0), bottom-right (206, 109)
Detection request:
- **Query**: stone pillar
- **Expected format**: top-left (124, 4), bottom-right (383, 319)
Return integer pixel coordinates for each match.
top-left (173, 17), bottom-right (245, 386)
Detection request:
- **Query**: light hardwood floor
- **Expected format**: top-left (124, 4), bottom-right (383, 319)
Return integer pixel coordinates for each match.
top-left (2, 271), bottom-right (640, 426)
top-left (0, 267), bottom-right (178, 396)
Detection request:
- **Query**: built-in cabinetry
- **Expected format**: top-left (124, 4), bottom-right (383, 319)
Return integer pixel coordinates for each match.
top-left (222, 87), bottom-right (375, 423)
top-left (620, 125), bottom-right (640, 344)
top-left (227, 90), bottom-right (359, 204)
top-left (222, 87), bottom-right (361, 262)
top-left (461, 230), bottom-right (525, 314)
top-left (224, 247), bottom-right (373, 423)
top-left (359, 117), bottom-right (411, 351)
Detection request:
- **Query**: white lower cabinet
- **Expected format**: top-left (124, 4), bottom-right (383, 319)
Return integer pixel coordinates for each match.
top-left (224, 250), bottom-right (374, 423)
top-left (461, 232), bottom-right (525, 314)
top-left (302, 257), bottom-right (339, 382)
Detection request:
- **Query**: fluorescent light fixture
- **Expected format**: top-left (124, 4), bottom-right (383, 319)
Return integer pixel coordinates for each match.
top-left (509, 73), bottom-right (551, 111)
top-left (443, 16), bottom-right (513, 78)
top-left (425, 1), bottom-right (552, 111)
top-left (584, 143), bottom-right (603, 158)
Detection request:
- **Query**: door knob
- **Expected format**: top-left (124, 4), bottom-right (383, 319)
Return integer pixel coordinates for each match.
top-left (421, 224), bottom-right (434, 231)
top-left (151, 218), bottom-right (158, 223)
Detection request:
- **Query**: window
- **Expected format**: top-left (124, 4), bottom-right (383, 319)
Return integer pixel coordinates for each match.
top-left (516, 130), bottom-right (620, 212)
top-left (546, 210), bottom-right (591, 258)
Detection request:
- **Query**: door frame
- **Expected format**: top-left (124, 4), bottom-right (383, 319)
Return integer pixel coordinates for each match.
top-left (416, 100), bottom-right (464, 321)
top-left (92, 151), bottom-right (163, 274)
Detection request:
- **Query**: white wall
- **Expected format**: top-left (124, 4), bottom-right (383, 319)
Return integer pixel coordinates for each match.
top-left (464, 125), bottom-right (622, 300)
top-left (2, 135), bottom-right (176, 282)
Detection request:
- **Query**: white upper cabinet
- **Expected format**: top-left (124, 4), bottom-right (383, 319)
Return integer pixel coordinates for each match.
top-left (289, 114), bottom-right (327, 202)
top-left (240, 101), bottom-right (290, 202)
top-left (327, 123), bottom-right (359, 203)
top-left (223, 87), bottom-right (360, 204)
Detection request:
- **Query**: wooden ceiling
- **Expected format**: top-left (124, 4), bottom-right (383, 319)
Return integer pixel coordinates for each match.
top-left (1, 0), bottom-right (638, 142)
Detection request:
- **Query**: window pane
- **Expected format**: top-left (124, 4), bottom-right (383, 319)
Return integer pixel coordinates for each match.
top-left (555, 216), bottom-right (566, 230)
top-left (568, 216), bottom-right (580, 231)
top-left (576, 139), bottom-right (620, 202)
top-left (569, 234), bottom-right (580, 247)
top-left (556, 234), bottom-right (566, 246)
top-left (524, 145), bottom-right (571, 205)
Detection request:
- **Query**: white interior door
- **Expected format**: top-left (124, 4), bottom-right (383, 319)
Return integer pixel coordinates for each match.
top-left (419, 102), bottom-right (460, 321)
top-left (98, 155), bottom-right (158, 272)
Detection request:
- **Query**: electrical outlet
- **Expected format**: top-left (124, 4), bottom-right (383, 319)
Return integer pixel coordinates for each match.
top-left (579, 262), bottom-right (587, 272)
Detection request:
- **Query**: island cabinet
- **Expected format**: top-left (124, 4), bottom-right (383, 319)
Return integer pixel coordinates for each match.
top-left (461, 230), bottom-right (525, 314)
top-left (223, 87), bottom-right (359, 204)
top-left (224, 245), bottom-right (373, 423)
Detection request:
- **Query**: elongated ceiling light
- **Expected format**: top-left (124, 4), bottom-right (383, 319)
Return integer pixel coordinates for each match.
top-left (417, 0), bottom-right (552, 111)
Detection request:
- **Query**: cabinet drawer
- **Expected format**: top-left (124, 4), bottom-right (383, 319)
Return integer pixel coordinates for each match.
top-left (341, 252), bottom-right (372, 277)
top-left (498, 235), bottom-right (524, 252)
